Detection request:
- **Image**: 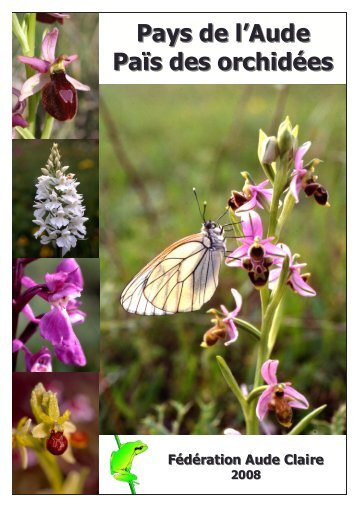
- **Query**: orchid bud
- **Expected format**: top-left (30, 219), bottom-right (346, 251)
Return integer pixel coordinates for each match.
top-left (260, 136), bottom-right (279, 164)
top-left (277, 116), bottom-right (294, 156)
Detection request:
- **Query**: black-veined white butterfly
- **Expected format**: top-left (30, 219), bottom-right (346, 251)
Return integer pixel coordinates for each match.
top-left (120, 190), bottom-right (228, 315)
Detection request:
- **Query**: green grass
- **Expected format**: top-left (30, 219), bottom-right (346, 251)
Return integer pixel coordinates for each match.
top-left (99, 84), bottom-right (346, 435)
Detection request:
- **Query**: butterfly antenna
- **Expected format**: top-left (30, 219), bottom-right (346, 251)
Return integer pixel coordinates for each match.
top-left (203, 201), bottom-right (207, 221)
top-left (193, 187), bottom-right (205, 222)
top-left (216, 206), bottom-right (229, 223)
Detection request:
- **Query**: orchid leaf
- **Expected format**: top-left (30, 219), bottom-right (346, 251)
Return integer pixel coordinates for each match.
top-left (288, 405), bottom-right (327, 435)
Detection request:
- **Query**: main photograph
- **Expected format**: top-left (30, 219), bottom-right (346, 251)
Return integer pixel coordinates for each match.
top-left (99, 84), bottom-right (346, 436)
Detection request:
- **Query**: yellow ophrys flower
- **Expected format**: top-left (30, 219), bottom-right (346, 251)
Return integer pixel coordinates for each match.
top-left (31, 383), bottom-right (76, 461)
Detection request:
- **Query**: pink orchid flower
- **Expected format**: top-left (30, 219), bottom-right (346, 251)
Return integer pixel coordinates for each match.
top-left (256, 359), bottom-right (309, 428)
top-left (290, 142), bottom-right (311, 203)
top-left (201, 289), bottom-right (242, 347)
top-left (268, 243), bottom-right (316, 297)
top-left (290, 143), bottom-right (329, 206)
top-left (18, 28), bottom-right (90, 121)
top-left (229, 180), bottom-right (273, 213)
top-left (226, 211), bottom-right (284, 287)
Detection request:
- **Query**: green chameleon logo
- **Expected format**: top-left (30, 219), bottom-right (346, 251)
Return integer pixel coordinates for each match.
top-left (110, 435), bottom-right (148, 494)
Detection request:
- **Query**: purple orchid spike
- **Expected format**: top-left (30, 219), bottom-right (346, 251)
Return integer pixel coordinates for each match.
top-left (229, 179), bottom-right (273, 213)
top-left (21, 258), bottom-right (86, 366)
top-left (256, 359), bottom-right (309, 428)
top-left (12, 87), bottom-right (28, 136)
top-left (18, 28), bottom-right (90, 121)
top-left (226, 211), bottom-right (284, 287)
top-left (268, 243), bottom-right (316, 297)
top-left (201, 289), bottom-right (242, 347)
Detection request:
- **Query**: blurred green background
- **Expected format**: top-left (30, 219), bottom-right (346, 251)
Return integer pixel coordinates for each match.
top-left (13, 139), bottom-right (99, 258)
top-left (13, 13), bottom-right (98, 139)
top-left (99, 84), bottom-right (346, 435)
top-left (14, 259), bottom-right (99, 372)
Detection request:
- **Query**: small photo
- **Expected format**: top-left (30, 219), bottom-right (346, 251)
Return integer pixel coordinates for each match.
top-left (13, 139), bottom-right (99, 258)
top-left (12, 372), bottom-right (99, 494)
top-left (12, 258), bottom-right (99, 372)
top-left (12, 12), bottom-right (98, 140)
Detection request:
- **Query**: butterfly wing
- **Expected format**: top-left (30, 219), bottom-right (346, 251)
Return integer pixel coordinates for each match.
top-left (120, 233), bottom-right (224, 315)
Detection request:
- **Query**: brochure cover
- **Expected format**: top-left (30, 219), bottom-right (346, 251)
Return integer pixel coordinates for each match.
top-left (1, 0), bottom-right (353, 502)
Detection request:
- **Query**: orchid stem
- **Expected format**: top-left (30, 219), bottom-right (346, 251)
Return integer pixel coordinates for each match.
top-left (276, 191), bottom-right (296, 241)
top-left (12, 14), bottom-right (30, 53)
top-left (41, 114), bottom-right (55, 139)
top-left (15, 126), bottom-right (35, 139)
top-left (36, 449), bottom-right (64, 493)
top-left (23, 13), bottom-right (38, 135)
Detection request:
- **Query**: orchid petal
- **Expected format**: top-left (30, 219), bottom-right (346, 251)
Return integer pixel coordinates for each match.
top-left (220, 304), bottom-right (229, 316)
top-left (294, 141), bottom-right (311, 170)
top-left (290, 271), bottom-right (316, 297)
top-left (54, 332), bottom-right (86, 366)
top-left (65, 75), bottom-right (90, 91)
top-left (39, 307), bottom-right (73, 346)
top-left (63, 54), bottom-right (78, 67)
top-left (12, 339), bottom-right (24, 352)
top-left (56, 259), bottom-right (83, 288)
top-left (276, 243), bottom-right (292, 258)
top-left (225, 244), bottom-right (249, 266)
top-left (19, 446), bottom-right (28, 470)
top-left (21, 275), bottom-right (37, 289)
top-left (223, 320), bottom-right (238, 346)
top-left (60, 446), bottom-right (76, 464)
top-left (32, 422), bottom-right (48, 439)
top-left (289, 172), bottom-right (302, 203)
top-left (17, 55), bottom-right (49, 73)
top-left (39, 308), bottom-right (86, 366)
top-left (284, 385), bottom-right (309, 409)
top-left (224, 428), bottom-right (241, 435)
top-left (268, 267), bottom-right (282, 290)
top-left (69, 309), bottom-right (86, 325)
top-left (25, 346), bottom-right (53, 372)
top-left (228, 288), bottom-right (242, 317)
top-left (263, 242), bottom-right (288, 264)
top-left (241, 211), bottom-right (263, 240)
top-left (255, 180), bottom-right (270, 190)
top-left (12, 114), bottom-right (28, 128)
top-left (261, 359), bottom-right (279, 385)
top-left (19, 73), bottom-right (50, 101)
top-left (41, 27), bottom-right (59, 62)
top-left (22, 304), bottom-right (40, 323)
top-left (236, 197), bottom-right (258, 212)
top-left (256, 387), bottom-right (274, 420)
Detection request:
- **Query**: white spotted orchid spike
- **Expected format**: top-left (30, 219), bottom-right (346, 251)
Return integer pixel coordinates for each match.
top-left (33, 143), bottom-right (88, 256)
